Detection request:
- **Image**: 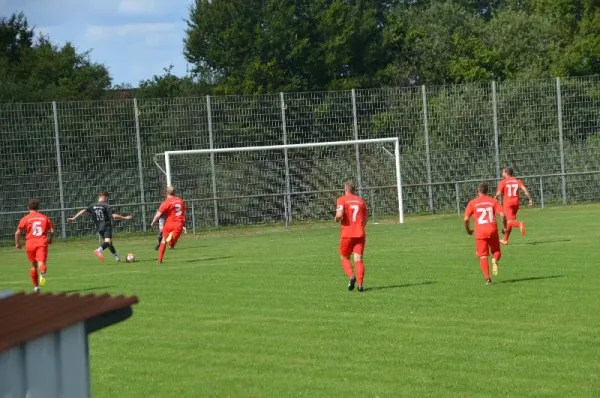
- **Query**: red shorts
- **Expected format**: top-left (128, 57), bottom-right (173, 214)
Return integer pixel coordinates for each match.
top-left (340, 237), bottom-right (366, 257)
top-left (26, 246), bottom-right (48, 264)
top-left (503, 203), bottom-right (519, 220)
top-left (475, 233), bottom-right (500, 258)
top-left (163, 223), bottom-right (184, 246)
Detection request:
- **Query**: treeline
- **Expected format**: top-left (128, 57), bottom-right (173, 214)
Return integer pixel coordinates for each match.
top-left (2, 1), bottom-right (600, 101)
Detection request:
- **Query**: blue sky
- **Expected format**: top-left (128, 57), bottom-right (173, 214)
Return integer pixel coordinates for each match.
top-left (2, 0), bottom-right (192, 86)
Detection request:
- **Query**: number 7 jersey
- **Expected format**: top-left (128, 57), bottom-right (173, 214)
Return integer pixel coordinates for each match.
top-left (464, 195), bottom-right (503, 239)
top-left (336, 194), bottom-right (368, 238)
top-left (158, 195), bottom-right (186, 225)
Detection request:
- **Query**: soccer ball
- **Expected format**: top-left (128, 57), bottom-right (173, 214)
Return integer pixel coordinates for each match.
top-left (125, 253), bottom-right (136, 263)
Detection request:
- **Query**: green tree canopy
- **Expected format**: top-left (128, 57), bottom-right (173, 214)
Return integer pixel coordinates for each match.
top-left (0, 12), bottom-right (111, 102)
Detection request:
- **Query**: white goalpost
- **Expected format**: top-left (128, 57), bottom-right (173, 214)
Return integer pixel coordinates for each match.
top-left (161, 137), bottom-right (404, 226)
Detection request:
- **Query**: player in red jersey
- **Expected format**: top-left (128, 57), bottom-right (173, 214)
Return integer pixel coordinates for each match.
top-left (151, 186), bottom-right (186, 264)
top-left (495, 167), bottom-right (533, 245)
top-left (464, 183), bottom-right (507, 284)
top-left (14, 199), bottom-right (55, 292)
top-left (335, 181), bottom-right (368, 292)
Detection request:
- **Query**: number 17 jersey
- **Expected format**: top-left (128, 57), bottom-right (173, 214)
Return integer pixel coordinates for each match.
top-left (336, 194), bottom-right (368, 238)
top-left (464, 195), bottom-right (503, 239)
top-left (159, 196), bottom-right (186, 225)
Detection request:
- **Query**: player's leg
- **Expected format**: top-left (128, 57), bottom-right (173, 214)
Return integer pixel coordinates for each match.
top-left (94, 232), bottom-right (111, 261)
top-left (37, 246), bottom-right (48, 286)
top-left (158, 224), bottom-right (173, 263)
top-left (168, 225), bottom-right (183, 249)
top-left (155, 228), bottom-right (163, 250)
top-left (339, 238), bottom-right (355, 290)
top-left (105, 232), bottom-right (120, 262)
top-left (501, 206), bottom-right (516, 244)
top-left (475, 239), bottom-right (491, 284)
top-left (26, 249), bottom-right (40, 292)
top-left (510, 206), bottom-right (525, 235)
top-left (353, 237), bottom-right (366, 292)
top-left (490, 234), bottom-right (501, 277)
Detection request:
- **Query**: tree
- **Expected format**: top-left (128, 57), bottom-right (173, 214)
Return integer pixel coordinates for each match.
top-left (0, 12), bottom-right (112, 102)
top-left (184, 0), bottom-right (389, 93)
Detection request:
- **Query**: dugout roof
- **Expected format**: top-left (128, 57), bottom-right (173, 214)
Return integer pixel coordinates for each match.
top-left (0, 292), bottom-right (138, 352)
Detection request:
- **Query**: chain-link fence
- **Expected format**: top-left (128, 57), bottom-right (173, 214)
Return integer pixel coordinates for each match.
top-left (1, 76), bottom-right (599, 240)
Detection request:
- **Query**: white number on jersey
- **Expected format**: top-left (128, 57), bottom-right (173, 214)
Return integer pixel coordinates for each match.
top-left (350, 205), bottom-right (360, 222)
top-left (507, 183), bottom-right (519, 197)
top-left (95, 209), bottom-right (105, 221)
top-left (476, 207), bottom-right (494, 224)
top-left (174, 204), bottom-right (183, 216)
top-left (32, 221), bottom-right (43, 236)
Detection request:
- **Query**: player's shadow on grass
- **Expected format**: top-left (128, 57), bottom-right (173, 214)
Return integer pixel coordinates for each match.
top-left (523, 239), bottom-right (571, 246)
top-left (62, 285), bottom-right (116, 294)
top-left (497, 275), bottom-right (565, 284)
top-left (363, 281), bottom-right (436, 292)
top-left (185, 256), bottom-right (233, 263)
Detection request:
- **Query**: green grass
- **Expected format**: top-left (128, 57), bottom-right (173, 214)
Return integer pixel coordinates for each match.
top-left (2, 205), bottom-right (600, 397)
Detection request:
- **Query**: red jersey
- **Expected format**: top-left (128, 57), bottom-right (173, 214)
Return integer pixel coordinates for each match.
top-left (336, 194), bottom-right (368, 238)
top-left (497, 177), bottom-right (524, 206)
top-left (158, 195), bottom-right (186, 225)
top-left (17, 211), bottom-right (54, 248)
top-left (464, 195), bottom-right (503, 239)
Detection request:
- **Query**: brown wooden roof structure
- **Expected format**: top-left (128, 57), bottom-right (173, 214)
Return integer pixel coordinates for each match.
top-left (0, 292), bottom-right (138, 352)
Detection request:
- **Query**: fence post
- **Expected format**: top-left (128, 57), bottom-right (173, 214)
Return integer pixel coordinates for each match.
top-left (421, 85), bottom-right (434, 213)
top-left (556, 77), bottom-right (567, 204)
top-left (52, 101), bottom-right (67, 239)
top-left (191, 201), bottom-right (196, 234)
top-left (539, 177), bottom-right (545, 209)
top-left (280, 92), bottom-right (292, 228)
top-left (133, 98), bottom-right (147, 232)
top-left (455, 182), bottom-right (461, 216)
top-left (491, 81), bottom-right (501, 180)
top-left (351, 89), bottom-right (363, 196)
top-left (206, 96), bottom-right (220, 227)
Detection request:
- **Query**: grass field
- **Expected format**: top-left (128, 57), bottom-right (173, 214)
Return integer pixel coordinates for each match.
top-left (1, 205), bottom-right (599, 397)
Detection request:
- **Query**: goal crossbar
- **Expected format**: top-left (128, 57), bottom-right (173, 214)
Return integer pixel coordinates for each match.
top-left (163, 137), bottom-right (404, 224)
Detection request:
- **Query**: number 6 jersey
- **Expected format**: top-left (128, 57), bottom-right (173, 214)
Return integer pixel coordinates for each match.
top-left (464, 195), bottom-right (503, 239)
top-left (336, 194), bottom-right (368, 238)
top-left (18, 211), bottom-right (54, 248)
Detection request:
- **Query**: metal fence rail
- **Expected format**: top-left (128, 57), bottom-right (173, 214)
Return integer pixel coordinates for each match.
top-left (0, 76), bottom-right (599, 240)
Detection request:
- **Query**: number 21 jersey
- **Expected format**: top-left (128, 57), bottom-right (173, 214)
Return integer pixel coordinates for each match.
top-left (159, 196), bottom-right (186, 225)
top-left (464, 195), bottom-right (503, 239)
top-left (336, 194), bottom-right (367, 238)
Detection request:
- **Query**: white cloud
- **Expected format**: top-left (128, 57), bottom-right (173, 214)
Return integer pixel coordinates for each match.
top-left (84, 22), bottom-right (179, 41)
top-left (118, 0), bottom-right (160, 15)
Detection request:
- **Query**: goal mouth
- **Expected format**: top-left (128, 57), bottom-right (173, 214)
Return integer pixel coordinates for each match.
top-left (160, 138), bottom-right (404, 228)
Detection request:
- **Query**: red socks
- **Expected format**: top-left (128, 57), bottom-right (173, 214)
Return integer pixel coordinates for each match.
top-left (355, 261), bottom-right (365, 285)
top-left (479, 257), bottom-right (490, 280)
top-left (341, 258), bottom-right (353, 278)
top-left (493, 251), bottom-right (501, 262)
top-left (158, 242), bottom-right (166, 262)
top-left (39, 264), bottom-right (47, 274)
top-left (29, 267), bottom-right (38, 287)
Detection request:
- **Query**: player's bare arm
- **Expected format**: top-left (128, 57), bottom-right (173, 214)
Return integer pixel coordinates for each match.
top-left (48, 228), bottom-right (55, 245)
top-left (112, 213), bottom-right (133, 221)
top-left (67, 209), bottom-right (87, 222)
top-left (521, 186), bottom-right (533, 206)
top-left (151, 211), bottom-right (163, 226)
top-left (334, 205), bottom-right (344, 222)
top-left (14, 228), bottom-right (22, 249)
top-left (463, 217), bottom-right (473, 235)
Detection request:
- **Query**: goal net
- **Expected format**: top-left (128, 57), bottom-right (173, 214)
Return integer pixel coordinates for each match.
top-left (159, 138), bottom-right (404, 229)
